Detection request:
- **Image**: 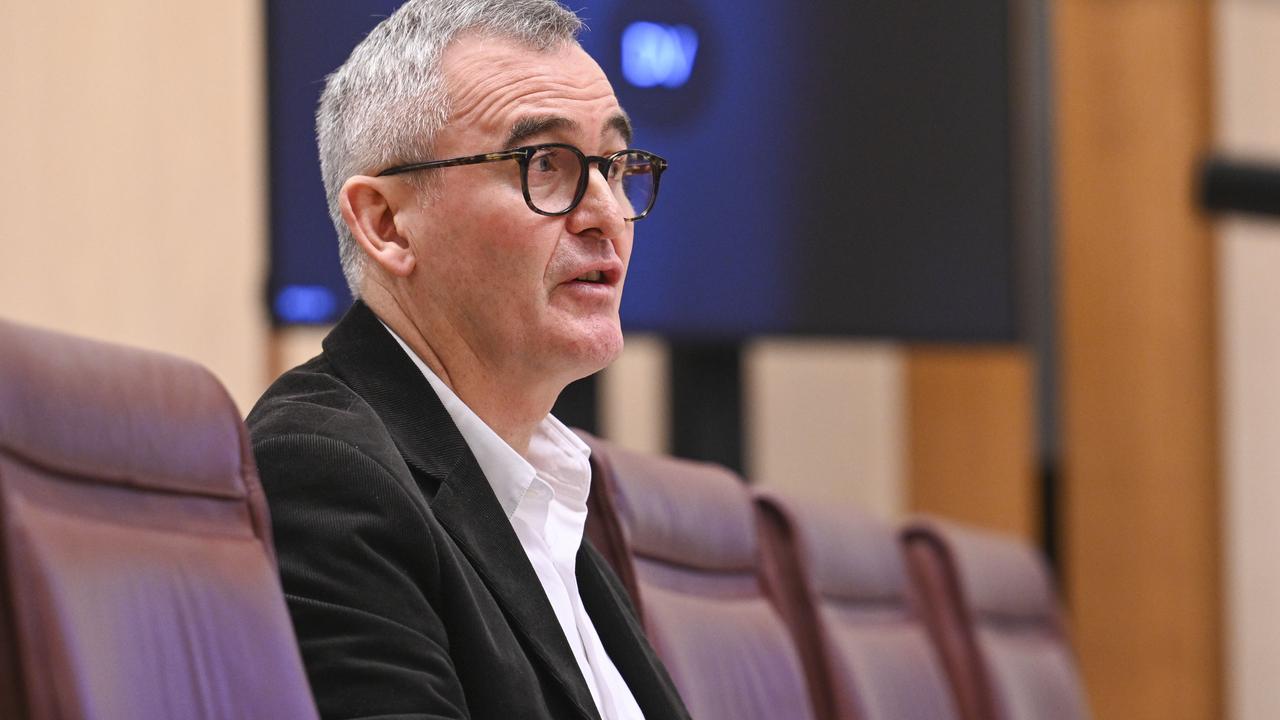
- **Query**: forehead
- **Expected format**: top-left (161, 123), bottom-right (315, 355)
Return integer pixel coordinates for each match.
top-left (440, 34), bottom-right (625, 147)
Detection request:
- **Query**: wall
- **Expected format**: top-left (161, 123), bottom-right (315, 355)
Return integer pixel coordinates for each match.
top-left (1056, 2), bottom-right (1220, 718)
top-left (0, 0), bottom-right (268, 413)
top-left (746, 340), bottom-right (907, 519)
top-left (906, 347), bottom-right (1037, 540)
top-left (1215, 2), bottom-right (1280, 718)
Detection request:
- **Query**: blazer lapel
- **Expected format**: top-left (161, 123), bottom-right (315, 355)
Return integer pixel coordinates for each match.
top-left (321, 301), bottom-right (602, 720)
top-left (578, 545), bottom-right (691, 720)
top-left (430, 464), bottom-right (602, 720)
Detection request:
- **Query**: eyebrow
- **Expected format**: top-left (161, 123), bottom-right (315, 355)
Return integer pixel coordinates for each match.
top-left (504, 116), bottom-right (578, 149)
top-left (503, 111), bottom-right (635, 150)
top-left (606, 111), bottom-right (634, 147)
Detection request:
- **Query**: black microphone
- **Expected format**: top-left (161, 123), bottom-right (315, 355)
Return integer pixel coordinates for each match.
top-left (1199, 156), bottom-right (1280, 219)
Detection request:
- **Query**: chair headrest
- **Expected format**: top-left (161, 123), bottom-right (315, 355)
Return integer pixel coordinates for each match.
top-left (905, 518), bottom-right (1055, 622)
top-left (760, 492), bottom-right (908, 604)
top-left (0, 319), bottom-right (249, 499)
top-left (584, 436), bottom-right (756, 572)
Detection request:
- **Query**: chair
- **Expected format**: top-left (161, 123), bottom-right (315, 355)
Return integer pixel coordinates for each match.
top-left (579, 432), bottom-right (817, 720)
top-left (0, 319), bottom-right (318, 720)
top-left (903, 518), bottom-right (1090, 720)
top-left (756, 493), bottom-right (961, 720)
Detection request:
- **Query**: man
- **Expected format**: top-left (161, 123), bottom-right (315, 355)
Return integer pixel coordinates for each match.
top-left (246, 1), bottom-right (686, 718)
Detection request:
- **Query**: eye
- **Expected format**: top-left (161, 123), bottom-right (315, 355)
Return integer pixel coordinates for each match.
top-left (529, 146), bottom-right (566, 174)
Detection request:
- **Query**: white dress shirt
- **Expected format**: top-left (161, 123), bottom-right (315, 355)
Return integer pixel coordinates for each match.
top-left (382, 324), bottom-right (645, 720)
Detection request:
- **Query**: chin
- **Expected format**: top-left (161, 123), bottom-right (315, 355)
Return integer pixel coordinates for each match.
top-left (559, 320), bottom-right (625, 378)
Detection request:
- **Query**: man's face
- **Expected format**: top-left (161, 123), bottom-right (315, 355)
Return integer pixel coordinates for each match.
top-left (399, 35), bottom-right (633, 388)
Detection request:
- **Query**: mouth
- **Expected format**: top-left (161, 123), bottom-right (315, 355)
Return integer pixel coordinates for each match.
top-left (567, 264), bottom-right (622, 287)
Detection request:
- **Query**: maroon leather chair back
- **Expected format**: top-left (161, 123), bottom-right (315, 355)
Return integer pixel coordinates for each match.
top-left (757, 493), bottom-right (960, 720)
top-left (580, 433), bottom-right (816, 720)
top-left (903, 518), bottom-right (1090, 720)
top-left (0, 319), bottom-right (318, 720)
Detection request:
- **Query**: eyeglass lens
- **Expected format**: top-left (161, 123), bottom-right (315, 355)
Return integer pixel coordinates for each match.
top-left (525, 147), bottom-right (657, 219)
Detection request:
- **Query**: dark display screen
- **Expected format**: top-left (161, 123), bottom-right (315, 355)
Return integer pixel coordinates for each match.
top-left (267, 0), bottom-right (1015, 340)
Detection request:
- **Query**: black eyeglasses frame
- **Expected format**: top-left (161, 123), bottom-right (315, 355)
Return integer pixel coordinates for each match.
top-left (376, 143), bottom-right (668, 221)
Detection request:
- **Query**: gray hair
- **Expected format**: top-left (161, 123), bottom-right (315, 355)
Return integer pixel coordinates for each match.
top-left (316, 0), bottom-right (583, 297)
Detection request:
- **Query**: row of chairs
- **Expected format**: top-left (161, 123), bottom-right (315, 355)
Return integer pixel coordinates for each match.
top-left (0, 318), bottom-right (1088, 718)
top-left (577, 433), bottom-right (1092, 720)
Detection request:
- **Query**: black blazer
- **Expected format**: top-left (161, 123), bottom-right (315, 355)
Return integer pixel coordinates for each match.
top-left (247, 301), bottom-right (689, 720)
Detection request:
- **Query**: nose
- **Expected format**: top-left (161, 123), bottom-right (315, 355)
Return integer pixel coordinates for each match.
top-left (564, 163), bottom-right (628, 240)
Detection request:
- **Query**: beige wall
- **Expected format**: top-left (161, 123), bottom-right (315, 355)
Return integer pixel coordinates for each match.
top-left (746, 340), bottom-right (906, 518)
top-left (1215, 3), bottom-right (1280, 719)
top-left (599, 335), bottom-right (671, 456)
top-left (0, 0), bottom-right (268, 413)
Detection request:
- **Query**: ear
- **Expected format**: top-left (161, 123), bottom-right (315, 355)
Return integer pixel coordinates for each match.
top-left (340, 176), bottom-right (417, 278)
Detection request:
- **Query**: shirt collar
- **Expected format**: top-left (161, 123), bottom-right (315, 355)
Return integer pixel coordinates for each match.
top-left (379, 321), bottom-right (592, 518)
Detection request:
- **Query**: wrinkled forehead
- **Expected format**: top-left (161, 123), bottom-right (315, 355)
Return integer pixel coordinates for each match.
top-left (440, 34), bottom-right (630, 150)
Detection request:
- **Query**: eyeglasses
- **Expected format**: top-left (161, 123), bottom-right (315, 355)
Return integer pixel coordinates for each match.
top-left (377, 143), bottom-right (668, 221)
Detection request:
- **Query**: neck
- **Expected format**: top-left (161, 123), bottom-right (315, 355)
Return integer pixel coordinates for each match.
top-left (361, 285), bottom-right (562, 456)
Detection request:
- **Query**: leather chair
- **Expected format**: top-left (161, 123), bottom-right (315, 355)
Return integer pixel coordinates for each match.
top-left (579, 433), bottom-right (817, 720)
top-left (756, 493), bottom-right (961, 720)
top-left (0, 319), bottom-right (318, 720)
top-left (903, 518), bottom-right (1090, 720)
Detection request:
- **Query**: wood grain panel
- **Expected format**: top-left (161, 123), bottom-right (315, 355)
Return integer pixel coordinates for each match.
top-left (0, 0), bottom-right (267, 413)
top-left (905, 346), bottom-right (1036, 541)
top-left (1056, 2), bottom-right (1220, 719)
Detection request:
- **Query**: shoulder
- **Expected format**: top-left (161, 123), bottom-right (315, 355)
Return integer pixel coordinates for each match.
top-left (245, 353), bottom-right (432, 534)
top-left (249, 354), bottom-right (371, 439)
top-left (246, 353), bottom-right (446, 589)
top-left (247, 353), bottom-right (401, 471)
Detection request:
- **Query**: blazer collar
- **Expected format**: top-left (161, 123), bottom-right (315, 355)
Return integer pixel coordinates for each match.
top-left (321, 300), bottom-right (466, 482)
top-left (321, 301), bottom-right (602, 720)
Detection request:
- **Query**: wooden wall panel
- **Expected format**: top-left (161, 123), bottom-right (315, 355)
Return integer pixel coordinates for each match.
top-left (1055, 2), bottom-right (1220, 719)
top-left (905, 347), bottom-right (1037, 540)
top-left (0, 0), bottom-right (268, 413)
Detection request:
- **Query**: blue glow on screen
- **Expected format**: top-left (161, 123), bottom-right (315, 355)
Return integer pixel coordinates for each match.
top-left (621, 22), bottom-right (699, 88)
top-left (275, 285), bottom-right (339, 324)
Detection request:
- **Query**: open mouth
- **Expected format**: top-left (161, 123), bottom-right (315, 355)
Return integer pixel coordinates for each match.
top-left (575, 270), bottom-right (606, 283)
